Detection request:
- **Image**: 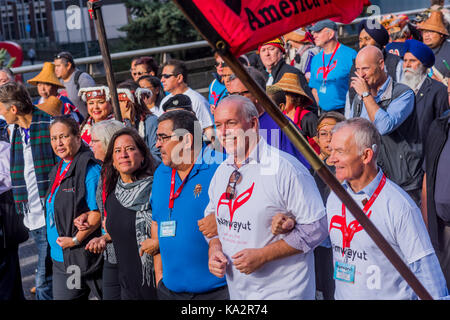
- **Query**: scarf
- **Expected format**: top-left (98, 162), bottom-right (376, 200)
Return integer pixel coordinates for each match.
top-left (115, 175), bottom-right (154, 287)
top-left (10, 108), bottom-right (57, 215)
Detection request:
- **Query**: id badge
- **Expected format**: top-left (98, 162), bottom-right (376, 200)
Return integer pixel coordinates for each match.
top-left (160, 220), bottom-right (176, 237)
top-left (319, 84), bottom-right (327, 94)
top-left (334, 261), bottom-right (356, 283)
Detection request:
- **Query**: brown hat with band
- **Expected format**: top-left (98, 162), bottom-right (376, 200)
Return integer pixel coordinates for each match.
top-left (36, 96), bottom-right (63, 117)
top-left (417, 11), bottom-right (449, 36)
top-left (274, 73), bottom-right (313, 105)
top-left (27, 62), bottom-right (65, 88)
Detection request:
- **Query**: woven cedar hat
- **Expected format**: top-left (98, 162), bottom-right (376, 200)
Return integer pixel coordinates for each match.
top-left (284, 28), bottom-right (314, 44)
top-left (27, 62), bottom-right (64, 88)
top-left (36, 96), bottom-right (63, 117)
top-left (417, 11), bottom-right (449, 36)
top-left (274, 73), bottom-right (313, 105)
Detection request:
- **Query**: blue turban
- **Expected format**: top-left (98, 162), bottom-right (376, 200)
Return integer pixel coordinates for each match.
top-left (404, 39), bottom-right (435, 68)
top-left (358, 19), bottom-right (390, 47)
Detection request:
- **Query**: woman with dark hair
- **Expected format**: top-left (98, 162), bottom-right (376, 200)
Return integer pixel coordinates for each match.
top-left (46, 116), bottom-right (103, 300)
top-left (137, 75), bottom-right (165, 116)
top-left (117, 81), bottom-right (161, 164)
top-left (101, 127), bottom-right (157, 300)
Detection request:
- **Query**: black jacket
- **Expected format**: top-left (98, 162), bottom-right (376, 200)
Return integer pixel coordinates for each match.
top-left (424, 110), bottom-right (450, 251)
top-left (45, 143), bottom-right (102, 276)
top-left (416, 77), bottom-right (449, 147)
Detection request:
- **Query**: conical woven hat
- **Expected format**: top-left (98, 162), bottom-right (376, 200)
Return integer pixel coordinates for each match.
top-left (36, 96), bottom-right (63, 117)
top-left (274, 73), bottom-right (313, 105)
top-left (28, 62), bottom-right (65, 88)
top-left (417, 11), bottom-right (449, 36)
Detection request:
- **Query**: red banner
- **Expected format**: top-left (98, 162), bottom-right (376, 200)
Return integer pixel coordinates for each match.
top-left (191, 0), bottom-right (370, 56)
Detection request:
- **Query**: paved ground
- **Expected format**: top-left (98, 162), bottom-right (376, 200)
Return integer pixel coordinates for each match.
top-left (18, 234), bottom-right (37, 300)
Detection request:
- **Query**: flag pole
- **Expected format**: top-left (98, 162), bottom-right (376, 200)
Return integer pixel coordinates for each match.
top-left (172, 0), bottom-right (433, 300)
top-left (87, 0), bottom-right (122, 122)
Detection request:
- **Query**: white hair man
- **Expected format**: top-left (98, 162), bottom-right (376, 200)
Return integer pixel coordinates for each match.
top-left (327, 117), bottom-right (448, 300)
top-left (206, 95), bottom-right (327, 299)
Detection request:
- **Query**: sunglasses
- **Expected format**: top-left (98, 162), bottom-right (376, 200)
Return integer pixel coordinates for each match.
top-left (161, 73), bottom-right (178, 79)
top-left (226, 170), bottom-right (242, 200)
top-left (215, 61), bottom-right (226, 67)
top-left (132, 71), bottom-right (148, 77)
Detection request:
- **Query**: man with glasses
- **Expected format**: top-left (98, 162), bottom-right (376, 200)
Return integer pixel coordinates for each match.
top-left (150, 110), bottom-right (228, 300)
top-left (206, 95), bottom-right (327, 299)
top-left (159, 59), bottom-right (215, 142)
top-left (54, 51), bottom-right (96, 118)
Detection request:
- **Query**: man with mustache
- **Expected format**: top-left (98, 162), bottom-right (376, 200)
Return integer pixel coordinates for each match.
top-left (400, 39), bottom-right (449, 146)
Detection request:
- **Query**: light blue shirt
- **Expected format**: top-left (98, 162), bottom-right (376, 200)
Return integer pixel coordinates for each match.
top-left (347, 76), bottom-right (415, 135)
top-left (327, 169), bottom-right (449, 300)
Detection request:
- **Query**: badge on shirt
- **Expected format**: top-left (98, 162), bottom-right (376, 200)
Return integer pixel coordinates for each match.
top-left (193, 184), bottom-right (202, 198)
top-left (160, 220), bottom-right (176, 237)
top-left (319, 84), bottom-right (327, 94)
top-left (334, 261), bottom-right (356, 283)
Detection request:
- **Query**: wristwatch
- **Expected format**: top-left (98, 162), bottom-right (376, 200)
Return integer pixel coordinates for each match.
top-left (361, 91), bottom-right (371, 98)
top-left (72, 236), bottom-right (80, 246)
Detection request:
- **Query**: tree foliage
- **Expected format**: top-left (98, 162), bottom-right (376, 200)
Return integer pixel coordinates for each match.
top-left (119, 0), bottom-right (202, 50)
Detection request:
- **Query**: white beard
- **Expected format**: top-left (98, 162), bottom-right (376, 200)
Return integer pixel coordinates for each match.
top-left (400, 67), bottom-right (427, 92)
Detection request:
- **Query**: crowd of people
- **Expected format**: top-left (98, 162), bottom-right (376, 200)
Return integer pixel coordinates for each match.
top-left (0, 5), bottom-right (449, 301)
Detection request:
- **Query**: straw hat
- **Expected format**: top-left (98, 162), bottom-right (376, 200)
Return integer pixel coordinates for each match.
top-left (27, 62), bottom-right (65, 88)
top-left (417, 11), bottom-right (449, 36)
top-left (36, 96), bottom-right (63, 117)
top-left (274, 73), bottom-right (313, 105)
top-left (284, 28), bottom-right (313, 43)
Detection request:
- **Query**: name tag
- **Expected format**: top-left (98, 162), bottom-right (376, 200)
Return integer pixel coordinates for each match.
top-left (334, 261), bottom-right (356, 283)
top-left (160, 220), bottom-right (176, 237)
top-left (319, 84), bottom-right (327, 94)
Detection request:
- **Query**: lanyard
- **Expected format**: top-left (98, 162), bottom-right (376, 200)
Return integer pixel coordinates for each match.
top-left (321, 42), bottom-right (340, 83)
top-left (340, 173), bottom-right (386, 252)
top-left (102, 177), bottom-right (108, 218)
top-left (48, 160), bottom-right (72, 203)
top-left (168, 167), bottom-right (193, 219)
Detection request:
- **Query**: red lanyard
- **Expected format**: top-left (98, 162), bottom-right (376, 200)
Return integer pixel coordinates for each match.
top-left (48, 160), bottom-right (72, 203)
top-left (321, 42), bottom-right (340, 82)
top-left (102, 177), bottom-right (108, 217)
top-left (340, 173), bottom-right (386, 250)
top-left (168, 167), bottom-right (193, 212)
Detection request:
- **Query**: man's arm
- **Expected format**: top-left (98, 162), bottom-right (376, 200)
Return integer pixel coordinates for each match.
top-left (151, 221), bottom-right (163, 286)
top-left (208, 238), bottom-right (228, 278)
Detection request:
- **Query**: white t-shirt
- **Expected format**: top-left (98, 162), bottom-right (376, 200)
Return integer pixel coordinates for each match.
top-left (205, 138), bottom-right (326, 300)
top-left (160, 87), bottom-right (213, 129)
top-left (21, 129), bottom-right (46, 230)
top-left (326, 170), bottom-right (435, 300)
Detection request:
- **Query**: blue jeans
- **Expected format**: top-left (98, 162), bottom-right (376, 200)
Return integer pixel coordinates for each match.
top-left (30, 226), bottom-right (53, 300)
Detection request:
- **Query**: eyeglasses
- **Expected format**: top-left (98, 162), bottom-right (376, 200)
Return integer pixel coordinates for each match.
top-left (229, 90), bottom-right (250, 96)
top-left (161, 74), bottom-right (177, 79)
top-left (215, 61), bottom-right (226, 68)
top-left (132, 71), bottom-right (148, 77)
top-left (226, 170), bottom-right (241, 200)
top-left (156, 133), bottom-right (178, 143)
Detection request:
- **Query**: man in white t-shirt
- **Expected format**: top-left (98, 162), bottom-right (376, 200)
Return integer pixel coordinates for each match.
top-left (205, 95), bottom-right (327, 299)
top-left (326, 117), bottom-right (448, 299)
top-left (159, 59), bottom-right (214, 141)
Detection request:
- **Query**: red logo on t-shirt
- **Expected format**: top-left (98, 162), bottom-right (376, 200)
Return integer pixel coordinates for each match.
top-left (217, 183), bottom-right (254, 229)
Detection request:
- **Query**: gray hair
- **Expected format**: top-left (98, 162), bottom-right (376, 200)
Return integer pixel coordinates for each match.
top-left (91, 119), bottom-right (125, 152)
top-left (0, 68), bottom-right (14, 81)
top-left (332, 117), bottom-right (381, 159)
top-left (218, 95), bottom-right (259, 122)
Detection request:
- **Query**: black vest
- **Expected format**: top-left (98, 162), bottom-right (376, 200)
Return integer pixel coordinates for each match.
top-left (352, 78), bottom-right (423, 191)
top-left (45, 143), bottom-right (103, 276)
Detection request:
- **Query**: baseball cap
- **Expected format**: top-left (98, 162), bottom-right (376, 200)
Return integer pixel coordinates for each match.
top-left (309, 19), bottom-right (338, 32)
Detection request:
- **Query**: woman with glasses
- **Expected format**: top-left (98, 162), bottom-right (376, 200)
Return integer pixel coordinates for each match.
top-left (46, 116), bottom-right (103, 300)
top-left (131, 56), bottom-right (159, 82)
top-left (102, 127), bottom-right (158, 300)
top-left (137, 75), bottom-right (165, 116)
top-left (116, 81), bottom-right (161, 165)
top-left (208, 53), bottom-right (229, 116)
top-left (79, 86), bottom-right (115, 145)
